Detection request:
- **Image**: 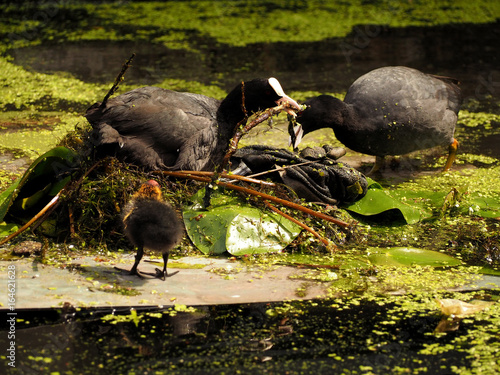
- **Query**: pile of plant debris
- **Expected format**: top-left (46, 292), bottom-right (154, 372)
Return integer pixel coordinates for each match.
top-left (0, 121), bottom-right (360, 256)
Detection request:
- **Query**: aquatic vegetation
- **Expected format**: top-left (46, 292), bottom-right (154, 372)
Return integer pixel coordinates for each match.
top-left (1, 1), bottom-right (499, 52)
top-left (0, 3), bottom-right (499, 373)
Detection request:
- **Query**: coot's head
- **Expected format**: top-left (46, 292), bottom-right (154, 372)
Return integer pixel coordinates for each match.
top-left (236, 77), bottom-right (301, 116)
top-left (290, 95), bottom-right (345, 149)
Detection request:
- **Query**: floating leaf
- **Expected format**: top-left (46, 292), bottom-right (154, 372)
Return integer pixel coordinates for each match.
top-left (342, 179), bottom-right (431, 224)
top-left (466, 193), bottom-right (500, 218)
top-left (367, 247), bottom-right (462, 267)
top-left (436, 298), bottom-right (494, 317)
top-left (0, 146), bottom-right (78, 222)
top-left (183, 188), bottom-right (301, 255)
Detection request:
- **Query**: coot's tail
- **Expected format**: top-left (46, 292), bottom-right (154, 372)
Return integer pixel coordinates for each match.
top-left (431, 74), bottom-right (463, 113)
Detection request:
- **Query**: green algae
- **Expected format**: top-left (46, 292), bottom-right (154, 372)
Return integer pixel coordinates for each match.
top-left (1, 1), bottom-right (499, 51)
top-left (0, 4), bottom-right (499, 373)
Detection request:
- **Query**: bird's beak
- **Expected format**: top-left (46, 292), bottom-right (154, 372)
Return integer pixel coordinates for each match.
top-left (275, 95), bottom-right (302, 117)
top-left (268, 78), bottom-right (302, 116)
top-left (288, 123), bottom-right (304, 148)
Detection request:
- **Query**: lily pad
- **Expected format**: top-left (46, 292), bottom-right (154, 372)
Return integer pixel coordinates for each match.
top-left (367, 247), bottom-right (463, 267)
top-left (466, 193), bottom-right (500, 218)
top-left (0, 222), bottom-right (19, 237)
top-left (342, 179), bottom-right (432, 224)
top-left (0, 146), bottom-right (78, 222)
top-left (183, 188), bottom-right (301, 255)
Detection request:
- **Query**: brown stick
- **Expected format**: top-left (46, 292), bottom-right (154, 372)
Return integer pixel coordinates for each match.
top-left (0, 195), bottom-right (60, 246)
top-left (156, 170), bottom-right (352, 229)
top-left (169, 170), bottom-right (276, 187)
top-left (219, 103), bottom-right (293, 171)
top-left (263, 200), bottom-right (333, 248)
top-left (101, 53), bottom-right (136, 107)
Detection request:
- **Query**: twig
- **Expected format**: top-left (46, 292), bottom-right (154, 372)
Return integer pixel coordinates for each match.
top-left (0, 195), bottom-right (60, 246)
top-left (158, 170), bottom-right (276, 187)
top-left (239, 160), bottom-right (318, 181)
top-left (263, 200), bottom-right (334, 248)
top-left (0, 160), bottom-right (103, 246)
top-left (100, 53), bottom-right (136, 107)
top-left (156, 170), bottom-right (352, 229)
top-left (219, 103), bottom-right (295, 171)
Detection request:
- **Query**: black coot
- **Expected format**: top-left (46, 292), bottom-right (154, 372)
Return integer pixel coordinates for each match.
top-left (86, 78), bottom-right (300, 171)
top-left (292, 66), bottom-right (462, 172)
top-left (118, 180), bottom-right (183, 280)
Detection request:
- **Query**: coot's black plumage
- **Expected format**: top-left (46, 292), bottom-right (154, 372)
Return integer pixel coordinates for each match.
top-left (86, 78), bottom-right (300, 171)
top-left (119, 180), bottom-right (183, 280)
top-left (292, 66), bottom-right (462, 172)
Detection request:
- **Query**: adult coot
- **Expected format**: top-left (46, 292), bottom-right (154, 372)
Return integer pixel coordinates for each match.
top-left (86, 78), bottom-right (301, 171)
top-left (292, 66), bottom-right (462, 173)
top-left (118, 180), bottom-right (183, 280)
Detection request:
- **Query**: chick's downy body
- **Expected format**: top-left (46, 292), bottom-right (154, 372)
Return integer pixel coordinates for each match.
top-left (121, 180), bottom-right (183, 280)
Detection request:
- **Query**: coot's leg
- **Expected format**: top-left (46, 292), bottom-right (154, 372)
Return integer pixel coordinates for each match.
top-left (129, 246), bottom-right (145, 276)
top-left (157, 252), bottom-right (179, 280)
top-left (443, 138), bottom-right (459, 172)
top-left (114, 246), bottom-right (149, 278)
top-left (367, 156), bottom-right (385, 175)
top-left (143, 252), bottom-right (179, 280)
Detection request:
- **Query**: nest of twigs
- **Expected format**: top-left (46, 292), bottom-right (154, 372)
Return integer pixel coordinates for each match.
top-left (4, 119), bottom-right (356, 255)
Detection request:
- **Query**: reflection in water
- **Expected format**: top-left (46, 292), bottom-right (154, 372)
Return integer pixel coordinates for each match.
top-left (6, 300), bottom-right (474, 374)
top-left (10, 22), bottom-right (500, 101)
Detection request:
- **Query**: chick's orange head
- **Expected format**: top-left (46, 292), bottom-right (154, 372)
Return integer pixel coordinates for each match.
top-left (134, 180), bottom-right (163, 201)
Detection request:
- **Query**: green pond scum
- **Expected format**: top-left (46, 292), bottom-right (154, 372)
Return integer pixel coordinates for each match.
top-left (1, 0), bottom-right (499, 51)
top-left (1, 291), bottom-right (499, 374)
top-left (0, 1), bottom-right (499, 373)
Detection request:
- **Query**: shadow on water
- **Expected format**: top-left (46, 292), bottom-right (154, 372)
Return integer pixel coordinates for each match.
top-left (3, 299), bottom-right (475, 374)
top-left (9, 22), bottom-right (500, 163)
top-left (3, 23), bottom-right (500, 374)
top-left (10, 22), bottom-right (500, 102)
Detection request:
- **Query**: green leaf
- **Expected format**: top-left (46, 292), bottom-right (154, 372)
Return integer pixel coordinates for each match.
top-left (367, 247), bottom-right (462, 267)
top-left (0, 146), bottom-right (79, 222)
top-left (226, 210), bottom-right (300, 256)
top-left (183, 188), bottom-right (301, 255)
top-left (467, 193), bottom-right (500, 218)
top-left (0, 179), bottom-right (21, 223)
top-left (342, 179), bottom-right (432, 224)
top-left (0, 222), bottom-right (19, 237)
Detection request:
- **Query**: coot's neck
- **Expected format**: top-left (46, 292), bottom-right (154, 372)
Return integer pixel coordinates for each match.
top-left (328, 101), bottom-right (360, 143)
top-left (211, 83), bottom-right (248, 162)
top-left (303, 96), bottom-right (356, 133)
top-left (216, 82), bottom-right (247, 135)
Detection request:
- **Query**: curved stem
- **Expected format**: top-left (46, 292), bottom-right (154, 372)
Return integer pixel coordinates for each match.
top-left (263, 200), bottom-right (334, 248)
top-left (156, 170), bottom-right (352, 229)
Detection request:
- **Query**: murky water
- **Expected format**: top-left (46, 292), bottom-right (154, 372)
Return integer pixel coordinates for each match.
top-left (3, 22), bottom-right (500, 374)
top-left (10, 22), bottom-right (500, 102)
top-left (4, 300), bottom-right (474, 374)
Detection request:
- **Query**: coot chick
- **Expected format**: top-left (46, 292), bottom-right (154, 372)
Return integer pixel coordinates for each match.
top-left (118, 180), bottom-right (183, 280)
top-left (292, 66), bottom-right (462, 173)
top-left (86, 78), bottom-right (301, 171)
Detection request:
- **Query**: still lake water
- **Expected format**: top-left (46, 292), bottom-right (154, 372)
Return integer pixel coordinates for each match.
top-left (2, 22), bottom-right (500, 374)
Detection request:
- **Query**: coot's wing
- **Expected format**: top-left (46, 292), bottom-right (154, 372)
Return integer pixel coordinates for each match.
top-left (86, 87), bottom-right (220, 152)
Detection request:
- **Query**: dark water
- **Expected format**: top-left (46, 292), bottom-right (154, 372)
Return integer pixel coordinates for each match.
top-left (10, 22), bottom-right (500, 103)
top-left (10, 22), bottom-right (500, 161)
top-left (1, 300), bottom-right (473, 374)
top-left (4, 22), bottom-right (500, 374)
